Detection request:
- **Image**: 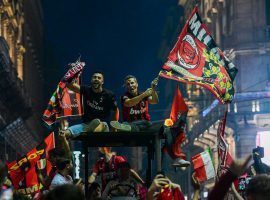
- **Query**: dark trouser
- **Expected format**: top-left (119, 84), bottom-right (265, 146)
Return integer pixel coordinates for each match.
top-left (162, 125), bottom-right (187, 160)
top-left (124, 120), bottom-right (153, 132)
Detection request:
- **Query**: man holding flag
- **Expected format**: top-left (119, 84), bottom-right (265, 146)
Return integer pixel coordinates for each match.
top-left (43, 59), bottom-right (84, 127)
top-left (110, 75), bottom-right (158, 131)
top-left (60, 71), bottom-right (120, 138)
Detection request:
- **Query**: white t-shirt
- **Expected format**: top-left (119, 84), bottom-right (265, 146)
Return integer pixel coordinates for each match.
top-left (50, 172), bottom-right (73, 190)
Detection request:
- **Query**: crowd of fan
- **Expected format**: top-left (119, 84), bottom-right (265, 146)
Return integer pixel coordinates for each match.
top-left (1, 72), bottom-right (270, 199)
top-left (1, 133), bottom-right (270, 200)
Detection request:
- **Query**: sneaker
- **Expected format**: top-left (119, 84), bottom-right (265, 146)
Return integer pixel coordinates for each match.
top-left (93, 122), bottom-right (107, 132)
top-left (86, 119), bottom-right (101, 132)
top-left (172, 158), bottom-right (191, 167)
top-left (110, 121), bottom-right (132, 132)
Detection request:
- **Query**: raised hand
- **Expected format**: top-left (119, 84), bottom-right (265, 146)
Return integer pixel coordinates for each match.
top-left (224, 49), bottom-right (235, 61)
top-left (151, 77), bottom-right (159, 89)
top-left (191, 173), bottom-right (200, 190)
top-left (149, 174), bottom-right (170, 191)
top-left (230, 154), bottom-right (252, 176)
top-left (144, 88), bottom-right (153, 97)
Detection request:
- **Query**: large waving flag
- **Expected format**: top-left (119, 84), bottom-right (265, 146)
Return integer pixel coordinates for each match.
top-left (7, 132), bottom-right (55, 195)
top-left (42, 60), bottom-right (85, 127)
top-left (159, 6), bottom-right (237, 104)
top-left (217, 111), bottom-right (233, 177)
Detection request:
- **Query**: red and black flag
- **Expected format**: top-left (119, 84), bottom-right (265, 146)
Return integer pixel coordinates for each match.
top-left (159, 6), bottom-right (237, 104)
top-left (42, 60), bottom-right (85, 127)
top-left (216, 111), bottom-right (233, 177)
top-left (164, 85), bottom-right (188, 160)
top-left (169, 85), bottom-right (188, 123)
top-left (7, 132), bottom-right (55, 195)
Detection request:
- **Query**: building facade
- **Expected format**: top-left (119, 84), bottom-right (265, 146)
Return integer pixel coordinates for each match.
top-left (0, 0), bottom-right (45, 161)
top-left (175, 0), bottom-right (270, 198)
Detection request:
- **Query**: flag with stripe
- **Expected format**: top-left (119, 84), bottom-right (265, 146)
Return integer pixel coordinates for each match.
top-left (7, 132), bottom-right (55, 195)
top-left (58, 79), bottom-right (83, 119)
top-left (159, 6), bottom-right (237, 104)
top-left (217, 111), bottom-right (233, 177)
top-left (170, 84), bottom-right (188, 123)
top-left (42, 61), bottom-right (84, 127)
top-left (192, 147), bottom-right (215, 182)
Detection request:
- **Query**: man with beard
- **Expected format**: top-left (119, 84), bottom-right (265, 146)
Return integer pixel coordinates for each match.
top-left (110, 75), bottom-right (158, 131)
top-left (60, 71), bottom-right (120, 138)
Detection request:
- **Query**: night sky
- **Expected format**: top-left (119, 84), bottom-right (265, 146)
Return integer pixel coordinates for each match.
top-left (42, 0), bottom-right (183, 121)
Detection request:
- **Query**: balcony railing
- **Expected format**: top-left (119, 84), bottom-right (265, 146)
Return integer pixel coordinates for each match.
top-left (188, 102), bottom-right (225, 144)
top-left (0, 37), bottom-right (31, 129)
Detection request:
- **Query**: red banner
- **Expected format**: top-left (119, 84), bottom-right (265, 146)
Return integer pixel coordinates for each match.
top-left (159, 7), bottom-right (237, 104)
top-left (170, 85), bottom-right (188, 123)
top-left (217, 111), bottom-right (232, 177)
top-left (7, 133), bottom-right (55, 195)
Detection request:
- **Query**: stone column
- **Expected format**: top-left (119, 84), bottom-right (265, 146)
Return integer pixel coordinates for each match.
top-left (16, 44), bottom-right (25, 80)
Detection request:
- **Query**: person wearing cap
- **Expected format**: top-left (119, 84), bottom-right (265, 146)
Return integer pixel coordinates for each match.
top-left (60, 71), bottom-right (119, 138)
top-left (88, 147), bottom-right (144, 192)
top-left (110, 75), bottom-right (158, 132)
top-left (102, 161), bottom-right (141, 199)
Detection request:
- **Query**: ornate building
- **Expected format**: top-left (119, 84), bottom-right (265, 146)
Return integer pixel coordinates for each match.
top-left (172, 0), bottom-right (270, 198)
top-left (0, 0), bottom-right (45, 161)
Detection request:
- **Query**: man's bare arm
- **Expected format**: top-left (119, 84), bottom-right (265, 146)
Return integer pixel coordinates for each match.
top-left (58, 132), bottom-right (72, 159)
top-left (147, 174), bottom-right (170, 200)
top-left (124, 88), bottom-right (152, 107)
top-left (112, 107), bottom-right (120, 121)
top-left (66, 82), bottom-right (80, 93)
top-left (130, 169), bottom-right (145, 185)
top-left (58, 120), bottom-right (72, 158)
top-left (148, 90), bottom-right (158, 104)
top-left (88, 172), bottom-right (97, 184)
top-left (148, 77), bottom-right (159, 104)
top-left (231, 183), bottom-right (244, 200)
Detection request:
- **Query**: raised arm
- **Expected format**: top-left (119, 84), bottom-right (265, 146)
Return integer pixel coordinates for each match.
top-left (148, 90), bottom-right (158, 104)
top-left (123, 88), bottom-right (152, 107)
top-left (130, 169), bottom-right (145, 185)
top-left (148, 77), bottom-right (159, 104)
top-left (231, 183), bottom-right (244, 200)
top-left (191, 173), bottom-right (201, 200)
top-left (88, 172), bottom-right (97, 184)
top-left (58, 119), bottom-right (72, 159)
top-left (66, 82), bottom-right (80, 93)
top-left (208, 155), bottom-right (252, 200)
top-left (147, 174), bottom-right (170, 200)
